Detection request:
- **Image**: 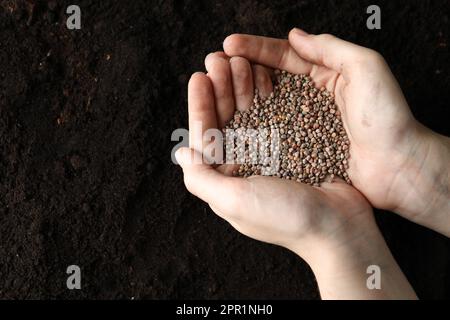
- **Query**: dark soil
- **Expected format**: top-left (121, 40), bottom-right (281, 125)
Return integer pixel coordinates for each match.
top-left (0, 0), bottom-right (449, 299)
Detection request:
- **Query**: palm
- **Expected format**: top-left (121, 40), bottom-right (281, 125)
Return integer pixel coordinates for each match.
top-left (327, 60), bottom-right (418, 210)
top-left (220, 176), bottom-right (371, 252)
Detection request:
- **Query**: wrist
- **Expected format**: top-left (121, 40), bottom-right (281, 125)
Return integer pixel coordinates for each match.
top-left (394, 124), bottom-right (450, 236)
top-left (296, 215), bottom-right (417, 299)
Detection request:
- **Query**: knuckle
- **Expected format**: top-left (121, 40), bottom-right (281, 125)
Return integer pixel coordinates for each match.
top-left (365, 49), bottom-right (385, 64)
top-left (233, 65), bottom-right (251, 84)
top-left (214, 73), bottom-right (230, 88)
top-left (317, 33), bottom-right (335, 42)
top-left (213, 79), bottom-right (230, 101)
top-left (233, 81), bottom-right (249, 96)
top-left (357, 49), bottom-right (386, 67)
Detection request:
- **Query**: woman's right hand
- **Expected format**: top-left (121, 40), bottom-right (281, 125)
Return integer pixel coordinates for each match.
top-left (223, 28), bottom-right (450, 236)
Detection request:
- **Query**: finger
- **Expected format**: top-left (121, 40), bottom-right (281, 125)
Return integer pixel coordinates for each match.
top-left (205, 52), bottom-right (235, 128)
top-left (209, 51), bottom-right (229, 61)
top-left (188, 72), bottom-right (217, 152)
top-left (288, 28), bottom-right (371, 79)
top-left (229, 56), bottom-right (254, 111)
top-left (252, 64), bottom-right (273, 98)
top-left (176, 147), bottom-right (248, 219)
top-left (224, 34), bottom-right (313, 75)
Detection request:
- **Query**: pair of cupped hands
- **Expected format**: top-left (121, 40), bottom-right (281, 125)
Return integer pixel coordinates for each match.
top-left (175, 28), bottom-right (450, 299)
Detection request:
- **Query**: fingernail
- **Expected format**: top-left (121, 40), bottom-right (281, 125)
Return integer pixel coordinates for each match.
top-left (292, 28), bottom-right (308, 37)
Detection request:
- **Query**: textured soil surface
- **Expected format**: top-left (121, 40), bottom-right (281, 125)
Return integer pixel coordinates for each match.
top-left (0, 0), bottom-right (449, 299)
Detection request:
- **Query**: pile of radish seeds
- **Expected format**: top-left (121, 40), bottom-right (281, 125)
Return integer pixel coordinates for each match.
top-left (225, 70), bottom-right (351, 187)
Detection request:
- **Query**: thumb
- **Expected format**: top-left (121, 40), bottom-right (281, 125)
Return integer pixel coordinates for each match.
top-left (288, 28), bottom-right (372, 78)
top-left (176, 147), bottom-right (248, 219)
